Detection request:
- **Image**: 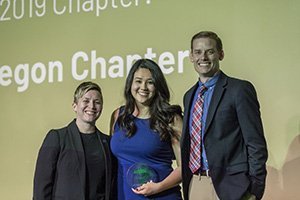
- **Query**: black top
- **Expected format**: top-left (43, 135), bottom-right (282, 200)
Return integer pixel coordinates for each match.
top-left (33, 120), bottom-right (117, 200)
top-left (80, 132), bottom-right (106, 200)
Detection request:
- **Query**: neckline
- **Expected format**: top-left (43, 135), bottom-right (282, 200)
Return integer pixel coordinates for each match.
top-left (134, 116), bottom-right (150, 120)
top-left (80, 132), bottom-right (96, 135)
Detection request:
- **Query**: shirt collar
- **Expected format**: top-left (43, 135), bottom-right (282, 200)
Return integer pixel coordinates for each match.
top-left (198, 71), bottom-right (221, 89)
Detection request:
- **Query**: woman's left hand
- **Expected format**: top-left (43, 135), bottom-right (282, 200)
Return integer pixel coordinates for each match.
top-left (132, 181), bottom-right (161, 196)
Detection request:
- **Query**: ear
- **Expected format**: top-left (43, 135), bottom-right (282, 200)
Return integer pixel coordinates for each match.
top-left (72, 102), bottom-right (77, 112)
top-left (219, 50), bottom-right (224, 61)
top-left (189, 51), bottom-right (194, 62)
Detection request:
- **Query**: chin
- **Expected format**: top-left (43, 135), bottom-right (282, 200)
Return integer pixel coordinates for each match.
top-left (84, 117), bottom-right (97, 123)
top-left (136, 98), bottom-right (149, 103)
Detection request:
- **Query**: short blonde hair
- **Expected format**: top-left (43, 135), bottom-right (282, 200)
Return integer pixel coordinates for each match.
top-left (73, 81), bottom-right (102, 103)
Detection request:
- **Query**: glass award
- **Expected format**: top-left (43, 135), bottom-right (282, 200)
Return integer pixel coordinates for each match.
top-left (126, 163), bottom-right (158, 189)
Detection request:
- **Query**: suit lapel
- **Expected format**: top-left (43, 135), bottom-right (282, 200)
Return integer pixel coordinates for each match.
top-left (96, 131), bottom-right (111, 199)
top-left (68, 120), bottom-right (86, 195)
top-left (204, 72), bottom-right (228, 134)
top-left (182, 83), bottom-right (198, 141)
top-left (181, 82), bottom-right (198, 171)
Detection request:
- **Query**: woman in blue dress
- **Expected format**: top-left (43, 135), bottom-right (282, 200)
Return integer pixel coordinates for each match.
top-left (110, 59), bottom-right (183, 200)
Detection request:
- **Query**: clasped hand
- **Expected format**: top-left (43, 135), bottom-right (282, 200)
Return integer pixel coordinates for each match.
top-left (132, 180), bottom-right (161, 196)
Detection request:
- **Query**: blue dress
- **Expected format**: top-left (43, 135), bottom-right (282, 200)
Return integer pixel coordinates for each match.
top-left (111, 116), bottom-right (182, 200)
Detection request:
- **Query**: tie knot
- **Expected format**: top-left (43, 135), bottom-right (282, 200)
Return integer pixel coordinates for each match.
top-left (199, 85), bottom-right (207, 95)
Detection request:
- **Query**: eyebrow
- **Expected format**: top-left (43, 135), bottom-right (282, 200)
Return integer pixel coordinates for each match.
top-left (193, 48), bottom-right (215, 51)
top-left (133, 76), bottom-right (152, 80)
top-left (82, 97), bottom-right (101, 101)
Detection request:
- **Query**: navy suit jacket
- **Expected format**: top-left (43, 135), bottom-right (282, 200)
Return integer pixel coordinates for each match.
top-left (33, 120), bottom-right (117, 200)
top-left (181, 72), bottom-right (268, 200)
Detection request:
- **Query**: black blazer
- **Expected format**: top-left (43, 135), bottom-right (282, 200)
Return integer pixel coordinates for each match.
top-left (181, 72), bottom-right (268, 200)
top-left (33, 120), bottom-right (117, 200)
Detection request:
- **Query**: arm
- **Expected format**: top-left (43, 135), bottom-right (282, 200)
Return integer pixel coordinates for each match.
top-left (109, 108), bottom-right (119, 136)
top-left (133, 114), bottom-right (183, 196)
top-left (236, 81), bottom-right (268, 199)
top-left (33, 130), bottom-right (60, 200)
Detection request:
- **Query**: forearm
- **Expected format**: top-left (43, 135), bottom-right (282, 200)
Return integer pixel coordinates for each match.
top-left (236, 82), bottom-right (267, 199)
top-left (156, 167), bottom-right (182, 193)
top-left (133, 167), bottom-right (182, 196)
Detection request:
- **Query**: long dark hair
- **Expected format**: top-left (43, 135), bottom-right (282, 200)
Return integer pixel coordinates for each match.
top-left (118, 59), bottom-right (182, 142)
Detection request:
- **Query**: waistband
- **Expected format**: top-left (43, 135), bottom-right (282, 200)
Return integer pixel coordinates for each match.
top-left (194, 169), bottom-right (211, 177)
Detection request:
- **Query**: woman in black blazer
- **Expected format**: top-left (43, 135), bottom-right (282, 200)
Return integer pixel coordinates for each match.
top-left (33, 81), bottom-right (117, 200)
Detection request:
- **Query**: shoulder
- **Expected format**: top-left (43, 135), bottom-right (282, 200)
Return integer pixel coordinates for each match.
top-left (111, 108), bottom-right (120, 121)
top-left (111, 106), bottom-right (125, 124)
top-left (184, 82), bottom-right (198, 94)
top-left (224, 73), bottom-right (254, 88)
top-left (172, 114), bottom-right (183, 126)
top-left (170, 113), bottom-right (183, 135)
top-left (47, 124), bottom-right (68, 137)
top-left (226, 76), bottom-right (257, 94)
top-left (98, 130), bottom-right (110, 139)
top-left (111, 105), bottom-right (126, 119)
top-left (169, 104), bottom-right (182, 115)
top-left (42, 121), bottom-right (75, 144)
top-left (183, 82), bottom-right (198, 101)
top-left (110, 106), bottom-right (125, 135)
top-left (220, 75), bottom-right (259, 103)
top-left (41, 129), bottom-right (61, 147)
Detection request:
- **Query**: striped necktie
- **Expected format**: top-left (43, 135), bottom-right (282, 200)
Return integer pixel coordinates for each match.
top-left (189, 85), bottom-right (207, 173)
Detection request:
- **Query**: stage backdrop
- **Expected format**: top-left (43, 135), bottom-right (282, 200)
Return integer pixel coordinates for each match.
top-left (1, 0), bottom-right (300, 199)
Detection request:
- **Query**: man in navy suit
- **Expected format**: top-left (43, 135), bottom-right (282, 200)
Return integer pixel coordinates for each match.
top-left (181, 31), bottom-right (268, 200)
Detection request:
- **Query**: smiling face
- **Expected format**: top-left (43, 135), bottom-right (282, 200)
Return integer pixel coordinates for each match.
top-left (190, 37), bottom-right (224, 82)
top-left (130, 68), bottom-right (155, 107)
top-left (73, 89), bottom-right (103, 126)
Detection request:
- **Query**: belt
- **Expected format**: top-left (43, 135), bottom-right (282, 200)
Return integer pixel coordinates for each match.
top-left (194, 169), bottom-right (211, 177)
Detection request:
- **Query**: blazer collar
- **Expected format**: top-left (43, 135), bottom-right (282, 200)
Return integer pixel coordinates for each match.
top-left (183, 82), bottom-right (198, 132)
top-left (204, 71), bottom-right (228, 133)
top-left (67, 119), bottom-right (87, 194)
top-left (67, 119), bottom-right (112, 198)
top-left (68, 119), bottom-right (84, 151)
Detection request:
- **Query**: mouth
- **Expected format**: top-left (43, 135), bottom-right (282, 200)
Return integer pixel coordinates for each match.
top-left (198, 63), bottom-right (210, 67)
top-left (138, 91), bottom-right (149, 97)
top-left (85, 111), bottom-right (97, 115)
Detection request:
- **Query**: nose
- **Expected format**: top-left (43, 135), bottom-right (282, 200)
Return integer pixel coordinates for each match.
top-left (141, 82), bottom-right (148, 90)
top-left (89, 101), bottom-right (96, 109)
top-left (200, 52), bottom-right (208, 61)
